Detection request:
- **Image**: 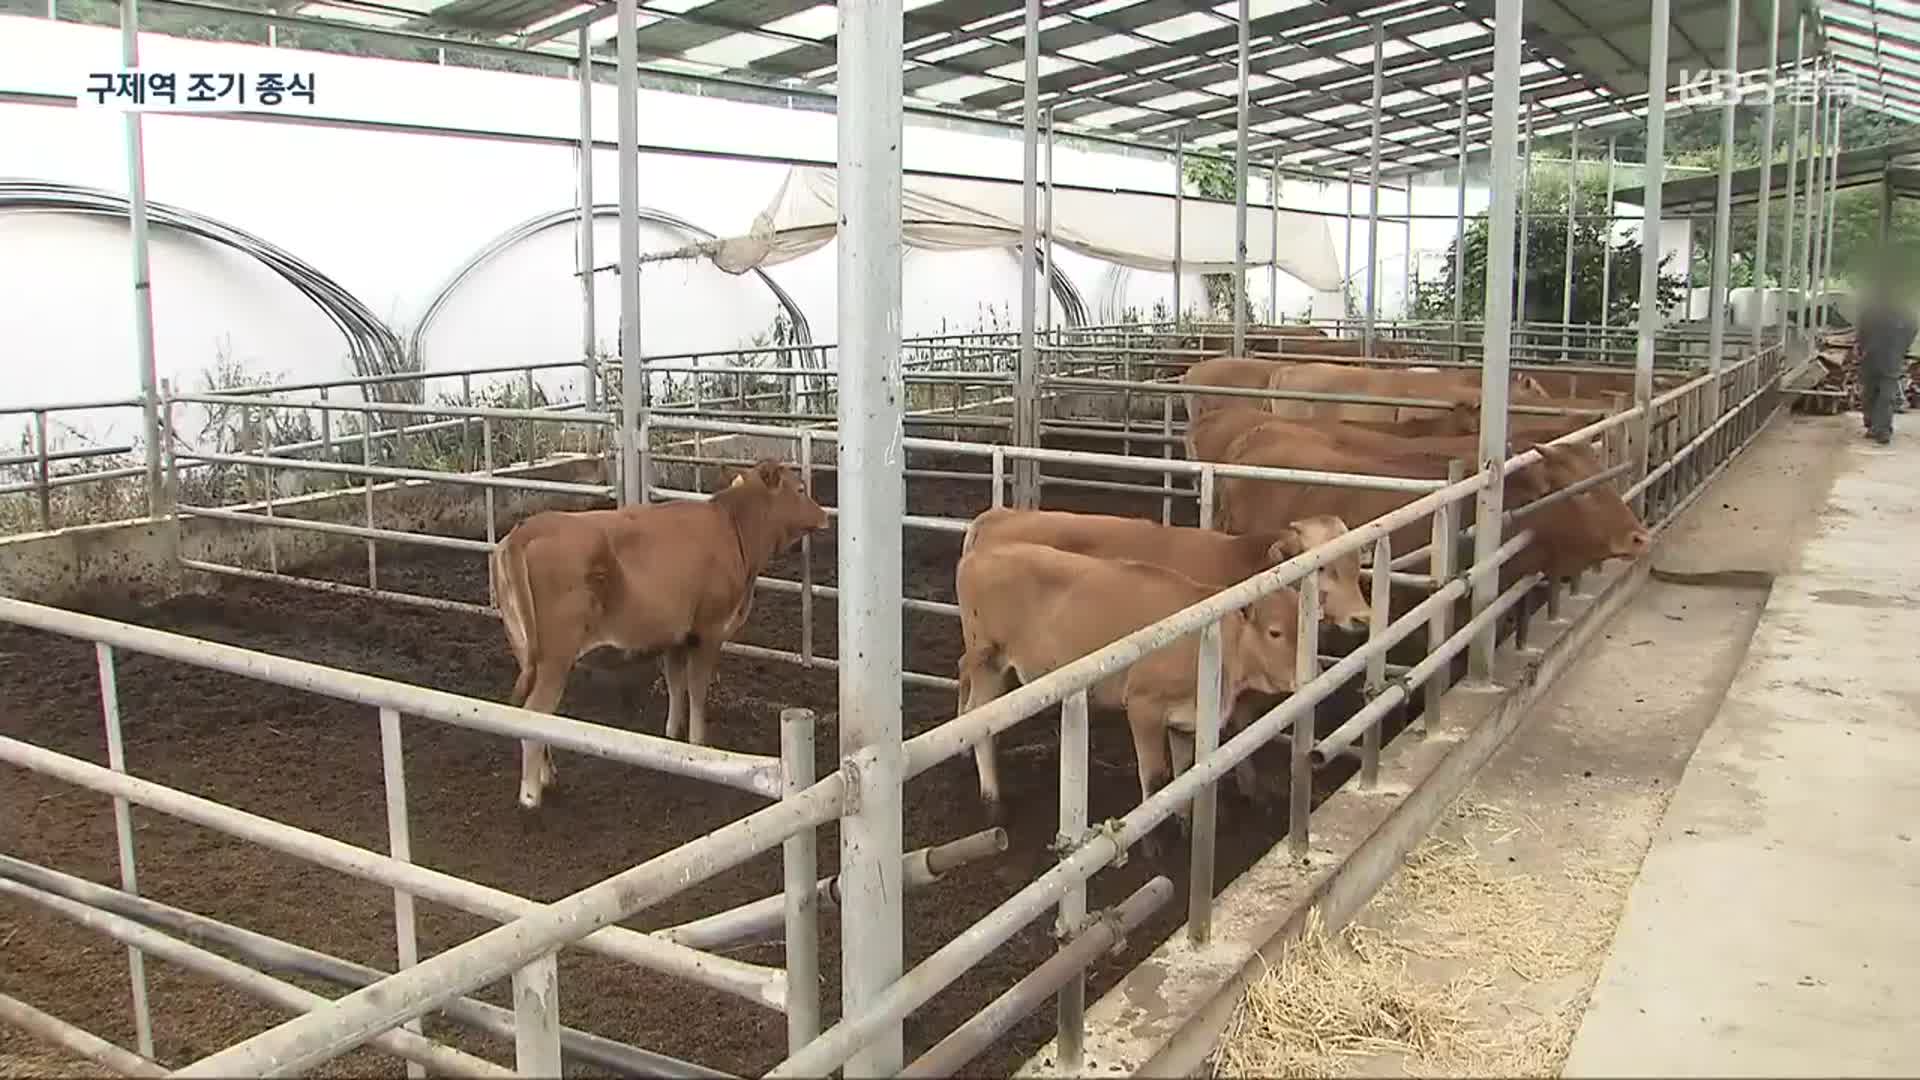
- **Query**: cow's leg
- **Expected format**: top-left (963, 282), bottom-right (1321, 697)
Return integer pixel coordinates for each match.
top-left (1127, 699), bottom-right (1178, 858)
top-left (517, 652), bottom-right (576, 811)
top-left (958, 647), bottom-right (1010, 824)
top-left (683, 637), bottom-right (724, 747)
top-left (661, 647), bottom-right (689, 741)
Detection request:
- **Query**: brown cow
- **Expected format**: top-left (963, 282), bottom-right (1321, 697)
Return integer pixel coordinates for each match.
top-left (491, 459), bottom-right (829, 809)
top-left (1263, 361), bottom-right (1552, 423)
top-left (962, 506), bottom-right (1370, 632)
top-left (1183, 401), bottom-right (1480, 464)
top-left (1215, 428), bottom-right (1648, 587)
top-left (955, 541), bottom-right (1301, 847)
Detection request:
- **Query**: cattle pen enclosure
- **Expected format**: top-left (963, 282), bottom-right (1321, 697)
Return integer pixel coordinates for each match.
top-left (2, 0), bottom-right (1866, 1068)
top-left (0, 314), bottom-right (1805, 1078)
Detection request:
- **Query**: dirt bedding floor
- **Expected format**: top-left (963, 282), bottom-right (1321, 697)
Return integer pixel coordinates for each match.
top-left (0, 450), bottom-right (1437, 1077)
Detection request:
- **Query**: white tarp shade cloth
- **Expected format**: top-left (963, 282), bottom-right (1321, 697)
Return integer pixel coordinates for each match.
top-left (707, 165), bottom-right (1344, 292)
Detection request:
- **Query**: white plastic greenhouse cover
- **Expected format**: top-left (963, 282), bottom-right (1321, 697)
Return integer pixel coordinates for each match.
top-left (706, 165), bottom-right (1345, 291)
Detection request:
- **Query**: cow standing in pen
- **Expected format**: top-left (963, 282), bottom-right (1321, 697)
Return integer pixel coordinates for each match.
top-left (490, 459), bottom-right (829, 810)
top-left (954, 541), bottom-right (1302, 853)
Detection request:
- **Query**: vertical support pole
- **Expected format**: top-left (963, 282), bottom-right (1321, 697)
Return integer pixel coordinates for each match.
top-left (1268, 161), bottom-right (1280, 324)
top-left (1056, 688), bottom-right (1090, 1067)
top-left (616, 0), bottom-right (643, 506)
top-left (781, 708), bottom-right (821, 1054)
top-left (1882, 175), bottom-right (1895, 248)
top-left (1187, 623), bottom-right (1222, 943)
top-left (577, 27), bottom-right (598, 412)
top-left (1043, 106), bottom-right (1056, 335)
top-left (482, 418), bottom-right (496, 546)
top-left (799, 431), bottom-right (815, 667)
top-left (1422, 459), bottom-right (1463, 730)
top-left (1752, 0), bottom-right (1780, 350)
top-left (95, 645), bottom-right (154, 1059)
top-left (377, 707), bottom-right (425, 1079)
top-left (837, 0), bottom-right (906, 1066)
top-left (1344, 169), bottom-right (1355, 330)
top-left (1364, 23), bottom-right (1384, 356)
top-left (361, 409), bottom-right (377, 588)
top-left (1819, 87), bottom-right (1842, 331)
top-left (121, 0), bottom-right (163, 517)
top-left (1600, 137), bottom-right (1617, 335)
top-left (1635, 0), bottom-right (1669, 508)
top-left (1781, 14), bottom-right (1804, 342)
top-left (1289, 569), bottom-right (1320, 860)
top-left (1453, 73), bottom-right (1469, 360)
top-left (1173, 129), bottom-right (1185, 325)
top-left (1802, 74), bottom-right (1823, 334)
top-left (1516, 100), bottom-right (1533, 343)
top-left (1361, 535), bottom-right (1390, 787)
top-left (1403, 186), bottom-right (1415, 322)
top-left (511, 956), bottom-right (563, 1077)
top-left (1562, 125), bottom-right (1579, 361)
top-left (1231, 0), bottom-right (1251, 356)
top-left (1707, 0), bottom-right (1741, 373)
top-left (1160, 396), bottom-right (1173, 525)
top-left (1470, 0), bottom-right (1522, 684)
top-left (1016, 0), bottom-right (1040, 509)
top-left (33, 410), bottom-right (51, 530)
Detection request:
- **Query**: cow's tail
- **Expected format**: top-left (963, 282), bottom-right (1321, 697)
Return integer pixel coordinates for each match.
top-left (491, 532), bottom-right (539, 706)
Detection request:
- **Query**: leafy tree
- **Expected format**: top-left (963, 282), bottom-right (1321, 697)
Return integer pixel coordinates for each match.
top-left (1180, 154), bottom-right (1254, 323)
top-left (1414, 163), bottom-right (1689, 325)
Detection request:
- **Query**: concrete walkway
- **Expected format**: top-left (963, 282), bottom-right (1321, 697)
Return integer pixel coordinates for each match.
top-left (1564, 430), bottom-right (1920, 1077)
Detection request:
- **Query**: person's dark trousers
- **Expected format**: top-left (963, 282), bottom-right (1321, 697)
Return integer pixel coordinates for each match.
top-left (1864, 372), bottom-right (1900, 443)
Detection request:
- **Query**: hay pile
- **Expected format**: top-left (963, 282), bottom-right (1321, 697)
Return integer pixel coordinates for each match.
top-left (1213, 804), bottom-right (1635, 1079)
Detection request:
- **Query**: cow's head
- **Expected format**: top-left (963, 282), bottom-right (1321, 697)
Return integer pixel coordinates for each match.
top-left (1266, 515), bottom-right (1369, 633)
top-left (1514, 373), bottom-right (1550, 398)
top-left (1229, 584), bottom-right (1304, 696)
top-left (732, 459), bottom-right (830, 545)
top-left (1506, 440), bottom-right (1649, 579)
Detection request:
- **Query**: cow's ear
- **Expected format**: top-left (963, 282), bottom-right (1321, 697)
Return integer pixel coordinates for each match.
top-left (1266, 526), bottom-right (1306, 562)
top-left (751, 460), bottom-right (788, 489)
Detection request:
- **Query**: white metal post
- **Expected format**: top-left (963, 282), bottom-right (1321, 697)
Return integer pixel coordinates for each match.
top-left (1043, 107), bottom-right (1056, 335)
top-left (1600, 137), bottom-right (1617, 333)
top-left (1016, 0), bottom-right (1040, 507)
top-left (1635, 0), bottom-right (1670, 499)
top-left (1516, 100), bottom-right (1533, 339)
top-left (1268, 162), bottom-right (1280, 324)
top-left (511, 955), bottom-right (562, 1076)
top-left (121, 0), bottom-right (163, 516)
top-left (1804, 71), bottom-right (1826, 331)
top-left (1289, 570), bottom-right (1320, 858)
top-left (1344, 169), bottom-right (1355, 328)
top-left (1562, 125), bottom-right (1578, 360)
top-left (781, 708), bottom-right (821, 1053)
top-left (836, 0), bottom-right (906, 1068)
top-left (616, 0), bottom-right (643, 506)
top-left (1752, 0), bottom-right (1780, 349)
top-left (1173, 129), bottom-right (1185, 324)
top-left (95, 645), bottom-right (154, 1058)
top-left (1707, 0), bottom-right (1740, 373)
top-left (377, 707), bottom-right (425, 1079)
top-left (1364, 23), bottom-right (1384, 355)
top-left (1471, 0), bottom-right (1522, 682)
top-left (1780, 19), bottom-right (1802, 341)
top-left (578, 27), bottom-right (598, 411)
top-left (1819, 87), bottom-right (1842, 331)
top-left (1056, 688), bottom-right (1089, 1068)
top-left (1454, 73), bottom-right (1469, 358)
top-left (1231, 0), bottom-right (1250, 355)
top-left (1188, 623), bottom-right (1222, 942)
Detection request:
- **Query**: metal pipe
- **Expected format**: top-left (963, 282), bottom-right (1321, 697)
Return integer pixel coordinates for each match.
top-left (1187, 625), bottom-right (1222, 942)
top-left (1290, 568), bottom-right (1320, 858)
top-left (1173, 128), bottom-right (1185, 323)
top-left (1600, 138), bottom-right (1616, 331)
top-left (1471, 0), bottom-right (1522, 682)
top-left (32, 410), bottom-right (51, 529)
top-left (1043, 107), bottom-right (1055, 336)
top-left (1803, 74), bottom-right (1825, 332)
top-left (1752, 0), bottom-right (1780, 351)
top-left (1819, 85), bottom-right (1842, 331)
top-left (1016, 0), bottom-right (1040, 510)
top-left (0, 878), bottom-right (516, 1079)
top-left (0, 855), bottom-right (730, 1080)
top-left (1422, 459), bottom-right (1464, 729)
top-left (1636, 0), bottom-right (1670, 504)
top-left (0, 992), bottom-right (166, 1078)
top-left (1453, 73), bottom-right (1469, 360)
top-left (1057, 688), bottom-right (1091, 1068)
top-left (177, 450), bottom-right (612, 499)
top-left (377, 708), bottom-right (425, 1079)
top-left (896, 877), bottom-right (1172, 1079)
top-left (170, 772), bottom-right (846, 1077)
top-left (836, 0), bottom-right (906, 1069)
top-left (1780, 28), bottom-right (1802, 345)
top-left (1268, 161), bottom-right (1280, 323)
top-left (1706, 0), bottom-right (1741, 372)
top-left (1516, 100), bottom-right (1532, 327)
top-left (1562, 125), bottom-right (1578, 361)
top-left (1231, 0), bottom-right (1250, 355)
top-left (95, 645), bottom-right (154, 1058)
top-left (1364, 23), bottom-right (1384, 356)
top-left (120, 0), bottom-right (163, 516)
top-left (178, 504), bottom-right (496, 554)
top-left (1361, 535), bottom-right (1390, 785)
top-left (616, 0), bottom-right (643, 506)
top-left (577, 26), bottom-right (598, 411)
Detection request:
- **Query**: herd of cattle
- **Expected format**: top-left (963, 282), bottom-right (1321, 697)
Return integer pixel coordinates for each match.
top-left (488, 339), bottom-right (1655, 847)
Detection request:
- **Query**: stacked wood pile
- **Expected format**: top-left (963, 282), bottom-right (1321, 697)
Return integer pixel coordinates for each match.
top-left (1805, 329), bottom-right (1920, 414)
